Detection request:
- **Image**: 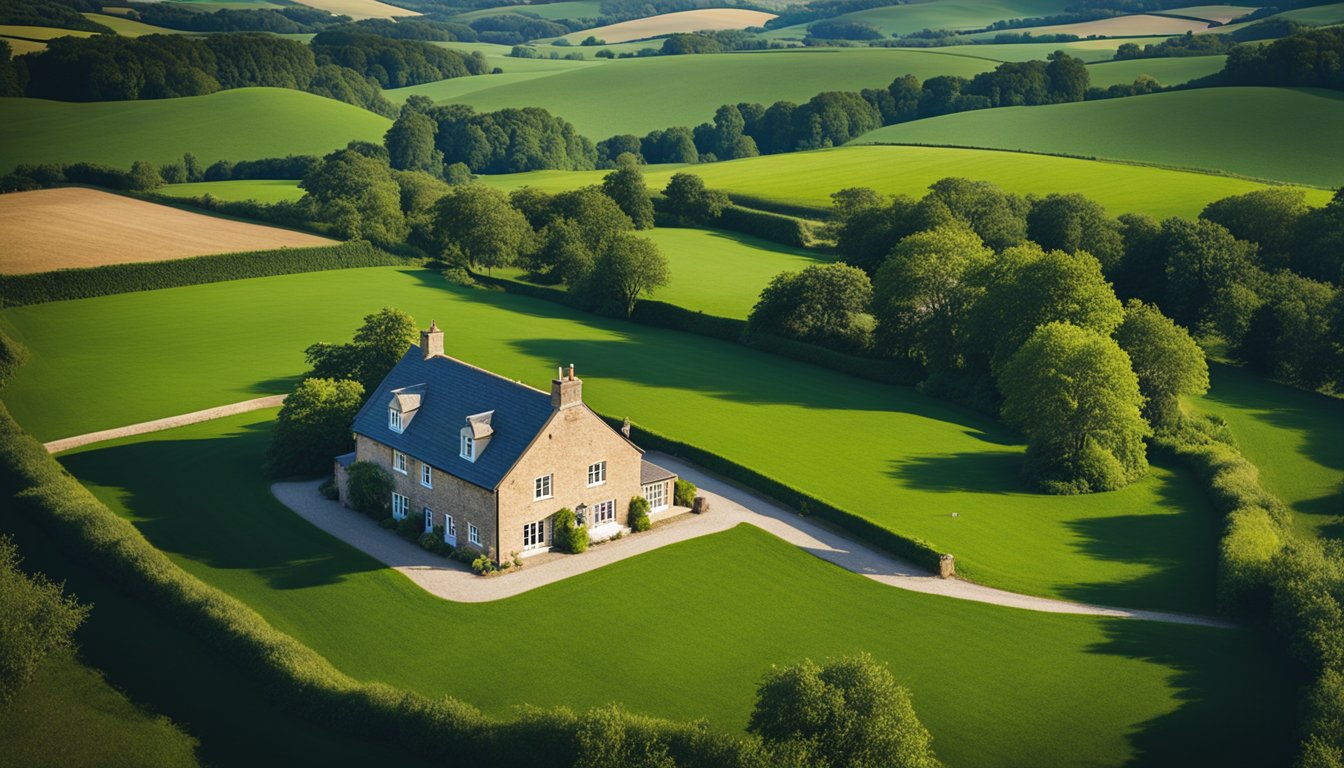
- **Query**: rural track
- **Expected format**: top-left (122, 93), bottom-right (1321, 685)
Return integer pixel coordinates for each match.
top-left (42, 395), bottom-right (287, 454)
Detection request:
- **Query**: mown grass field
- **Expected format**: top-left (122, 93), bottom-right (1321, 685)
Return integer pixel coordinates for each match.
top-left (80, 12), bottom-right (184, 35)
top-left (0, 36), bottom-right (45, 54)
top-left (1084, 54), bottom-right (1226, 87)
top-left (761, 0), bottom-right (1070, 39)
top-left (449, 0), bottom-right (602, 21)
top-left (1194, 364), bottom-right (1344, 541)
top-left (554, 8), bottom-right (777, 43)
top-left (55, 409), bottom-right (1294, 768)
top-left (477, 145), bottom-right (1333, 218)
top-left (0, 649), bottom-right (200, 768)
top-left (0, 24), bottom-right (95, 39)
top-left (931, 36), bottom-right (1166, 62)
top-left (0, 88), bottom-right (391, 172)
top-left (158, 179), bottom-right (309, 204)
top-left (417, 48), bottom-right (998, 137)
top-left (853, 87), bottom-right (1344, 187)
top-left (2, 267), bottom-right (1221, 609)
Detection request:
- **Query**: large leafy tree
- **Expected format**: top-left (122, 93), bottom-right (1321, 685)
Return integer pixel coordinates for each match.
top-left (1200, 188), bottom-right (1308, 271)
top-left (749, 654), bottom-right (940, 768)
top-left (432, 184), bottom-right (533, 270)
top-left (749, 263), bottom-right (874, 352)
top-left (917, 177), bottom-right (1028, 251)
top-left (600, 158), bottom-right (655, 230)
top-left (0, 535), bottom-right (89, 706)
top-left (267, 377), bottom-right (365, 477)
top-left (1160, 217), bottom-right (1257, 329)
top-left (1113, 300), bottom-right (1209, 430)
top-left (588, 234), bottom-right (669, 316)
top-left (385, 109), bottom-right (443, 177)
top-left (305, 306), bottom-right (417, 395)
top-left (662, 172), bottom-right (729, 226)
top-left (1026, 193), bottom-right (1124, 271)
top-left (872, 224), bottom-right (992, 371)
top-left (299, 148), bottom-right (407, 245)
top-left (1000, 322), bottom-right (1150, 493)
top-left (824, 188), bottom-right (922, 276)
top-left (550, 186), bottom-right (634, 255)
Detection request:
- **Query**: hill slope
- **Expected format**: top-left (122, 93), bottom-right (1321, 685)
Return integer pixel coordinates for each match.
top-left (853, 87), bottom-right (1344, 186)
top-left (0, 88), bottom-right (392, 171)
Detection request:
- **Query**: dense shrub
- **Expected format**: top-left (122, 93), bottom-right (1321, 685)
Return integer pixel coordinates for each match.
top-left (628, 497), bottom-right (651, 532)
top-left (397, 513), bottom-right (423, 542)
top-left (0, 329), bottom-right (29, 389)
top-left (267, 377), bottom-right (365, 477)
top-left (748, 263), bottom-right (874, 353)
top-left (715, 206), bottom-right (809, 247)
top-left (346, 461), bottom-right (394, 520)
top-left (674, 479), bottom-right (697, 508)
top-left (0, 534), bottom-right (89, 705)
top-left (552, 507), bottom-right (589, 554)
top-left (0, 241), bottom-right (404, 308)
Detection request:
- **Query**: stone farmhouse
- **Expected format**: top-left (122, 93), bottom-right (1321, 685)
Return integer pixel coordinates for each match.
top-left (335, 322), bottom-right (678, 562)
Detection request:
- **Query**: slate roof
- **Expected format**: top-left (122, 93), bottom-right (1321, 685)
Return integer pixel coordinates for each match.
top-left (640, 460), bottom-right (676, 485)
top-left (351, 347), bottom-right (556, 490)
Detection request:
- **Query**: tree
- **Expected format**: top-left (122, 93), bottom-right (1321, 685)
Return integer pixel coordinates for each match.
top-left (1026, 193), bottom-right (1124, 271)
top-left (827, 190), bottom-right (923, 276)
top-left (267, 377), bottom-right (365, 476)
top-left (1235, 271), bottom-right (1340, 391)
top-left (550, 186), bottom-right (634, 255)
top-left (749, 263), bottom-right (874, 352)
top-left (299, 148), bottom-right (407, 245)
top-left (0, 535), bottom-right (89, 706)
top-left (552, 507), bottom-right (588, 553)
top-left (918, 178), bottom-right (1028, 250)
top-left (600, 160), bottom-right (655, 230)
top-left (385, 109), bottom-right (443, 177)
top-left (662, 172), bottom-right (728, 225)
top-left (1045, 50), bottom-right (1089, 102)
top-left (1160, 217), bottom-right (1257, 329)
top-left (749, 654), bottom-right (940, 768)
top-left (1112, 213), bottom-right (1166, 302)
top-left (1200, 188), bottom-right (1308, 270)
top-left (872, 225), bottom-right (992, 372)
top-left (432, 184), bottom-right (532, 270)
top-left (305, 306), bottom-right (417, 394)
top-left (1292, 188), bottom-right (1344, 284)
top-left (128, 159), bottom-right (163, 192)
top-left (1000, 322), bottom-right (1150, 493)
top-left (1113, 300), bottom-right (1209, 430)
top-left (589, 234), bottom-right (669, 316)
top-left (533, 218), bottom-right (593, 285)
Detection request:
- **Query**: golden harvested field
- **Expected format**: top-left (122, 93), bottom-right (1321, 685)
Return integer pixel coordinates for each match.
top-left (0, 187), bottom-right (336, 275)
top-left (559, 9), bottom-right (777, 43)
top-left (1, 37), bottom-right (47, 54)
top-left (292, 0), bottom-right (418, 19)
top-left (0, 24), bottom-right (94, 40)
top-left (1161, 4), bottom-right (1258, 24)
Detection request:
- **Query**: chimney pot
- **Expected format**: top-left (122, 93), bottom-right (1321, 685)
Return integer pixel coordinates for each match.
top-left (420, 322), bottom-right (444, 360)
top-left (551, 365), bottom-right (582, 409)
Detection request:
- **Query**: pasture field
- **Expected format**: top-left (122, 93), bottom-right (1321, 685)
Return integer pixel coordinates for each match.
top-left (761, 0), bottom-right (1070, 39)
top-left (964, 13), bottom-right (1214, 40)
top-left (158, 179), bottom-right (308, 204)
top-left (2, 267), bottom-right (1222, 609)
top-left (554, 8), bottom-right (777, 43)
top-left (928, 36), bottom-right (1163, 62)
top-left (418, 47), bottom-right (998, 137)
top-left (450, 0), bottom-right (603, 21)
top-left (853, 87), bottom-right (1344, 187)
top-left (475, 145), bottom-right (1333, 218)
top-left (0, 188), bottom-right (334, 275)
top-left (1160, 4), bottom-right (1256, 23)
top-left (388, 53), bottom-right (598, 103)
top-left (0, 36), bottom-right (45, 54)
top-left (288, 0), bottom-right (417, 18)
top-left (1210, 1), bottom-right (1344, 34)
top-left (1084, 54), bottom-right (1227, 87)
top-left (0, 24), bottom-right (95, 39)
top-left (56, 409), bottom-right (1295, 768)
top-left (80, 12), bottom-right (183, 35)
top-left (0, 649), bottom-right (200, 768)
top-left (1193, 365), bottom-right (1344, 542)
top-left (0, 88), bottom-right (391, 172)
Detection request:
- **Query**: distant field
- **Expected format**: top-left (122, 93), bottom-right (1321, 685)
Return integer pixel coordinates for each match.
top-left (965, 12), bottom-right (1213, 39)
top-left (451, 0), bottom-right (602, 21)
top-left (853, 87), bottom-right (1344, 187)
top-left (0, 88), bottom-right (391, 172)
top-left (420, 48), bottom-right (997, 136)
top-left (1160, 4), bottom-right (1257, 23)
top-left (555, 8), bottom-right (777, 43)
top-left (930, 36), bottom-right (1161, 62)
top-left (55, 411), bottom-right (1295, 767)
top-left (1084, 54), bottom-right (1226, 86)
top-left (0, 24), bottom-right (94, 39)
top-left (2, 266), bottom-right (1224, 610)
top-left (80, 12), bottom-right (183, 35)
top-left (1195, 365), bottom-right (1344, 542)
top-left (475, 145), bottom-right (1333, 218)
top-left (0, 188), bottom-right (334, 274)
top-left (1209, 1), bottom-right (1344, 33)
top-left (159, 179), bottom-right (308, 204)
top-left (0, 36), bottom-right (45, 54)
top-left (761, 0), bottom-right (1070, 39)
top-left (388, 53), bottom-right (598, 102)
top-left (290, 0), bottom-right (417, 18)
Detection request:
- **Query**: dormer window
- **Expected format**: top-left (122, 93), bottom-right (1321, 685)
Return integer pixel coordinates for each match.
top-left (461, 433), bottom-right (475, 462)
top-left (460, 410), bottom-right (493, 463)
top-left (388, 407), bottom-right (403, 433)
top-left (386, 385), bottom-right (424, 434)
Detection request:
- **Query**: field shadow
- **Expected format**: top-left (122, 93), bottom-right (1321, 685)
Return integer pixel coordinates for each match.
top-left (247, 374), bottom-right (303, 396)
top-left (885, 450), bottom-right (1024, 494)
top-left (1085, 619), bottom-right (1297, 768)
top-left (57, 420), bottom-right (380, 591)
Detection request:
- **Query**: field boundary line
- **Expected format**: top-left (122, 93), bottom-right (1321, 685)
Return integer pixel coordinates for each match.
top-left (42, 395), bottom-right (286, 454)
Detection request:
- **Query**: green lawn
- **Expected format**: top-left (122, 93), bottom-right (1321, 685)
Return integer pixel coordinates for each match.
top-left (1084, 54), bottom-right (1227, 87)
top-left (476, 145), bottom-right (1334, 218)
top-left (0, 88), bottom-right (391, 172)
top-left (55, 408), bottom-right (1294, 768)
top-left (853, 87), bottom-right (1344, 187)
top-left (0, 650), bottom-right (200, 768)
top-left (1193, 364), bottom-right (1344, 541)
top-left (408, 47), bottom-right (998, 137)
top-left (3, 267), bottom-right (1221, 609)
top-left (158, 179), bottom-right (309, 204)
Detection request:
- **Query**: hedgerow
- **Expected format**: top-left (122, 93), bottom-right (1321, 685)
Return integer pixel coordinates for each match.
top-left (0, 241), bottom-right (407, 307)
top-left (714, 206), bottom-right (809, 247)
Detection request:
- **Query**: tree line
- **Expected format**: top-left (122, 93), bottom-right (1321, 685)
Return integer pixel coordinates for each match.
top-left (118, 1), bottom-right (342, 33)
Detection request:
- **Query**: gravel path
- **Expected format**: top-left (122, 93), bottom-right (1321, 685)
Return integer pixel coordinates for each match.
top-left (273, 452), bottom-right (1237, 628)
top-left (43, 395), bottom-right (287, 454)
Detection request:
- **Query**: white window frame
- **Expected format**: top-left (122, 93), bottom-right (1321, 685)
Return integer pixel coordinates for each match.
top-left (388, 408), bottom-right (403, 433)
top-left (468, 523), bottom-right (481, 547)
top-left (392, 492), bottom-right (409, 520)
top-left (587, 461), bottom-right (607, 487)
top-left (461, 434), bottom-right (475, 462)
top-left (534, 474), bottom-right (553, 501)
top-left (522, 520), bottom-right (546, 550)
top-left (444, 514), bottom-right (457, 545)
top-left (393, 450), bottom-right (407, 475)
top-left (593, 499), bottom-right (616, 526)
top-left (644, 482), bottom-right (667, 511)
top-left (420, 463), bottom-right (433, 488)
top-left (423, 507), bottom-right (434, 533)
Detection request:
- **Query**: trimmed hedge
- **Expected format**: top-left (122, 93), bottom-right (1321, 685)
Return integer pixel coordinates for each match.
top-left (631, 300), bottom-right (745, 342)
top-left (0, 241), bottom-right (407, 307)
top-left (742, 332), bottom-right (922, 387)
top-left (715, 206), bottom-right (809, 248)
top-left (606, 416), bottom-right (945, 572)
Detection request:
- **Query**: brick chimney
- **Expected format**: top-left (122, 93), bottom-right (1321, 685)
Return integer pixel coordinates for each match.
top-left (420, 321), bottom-right (443, 360)
top-left (551, 363), bottom-right (582, 409)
